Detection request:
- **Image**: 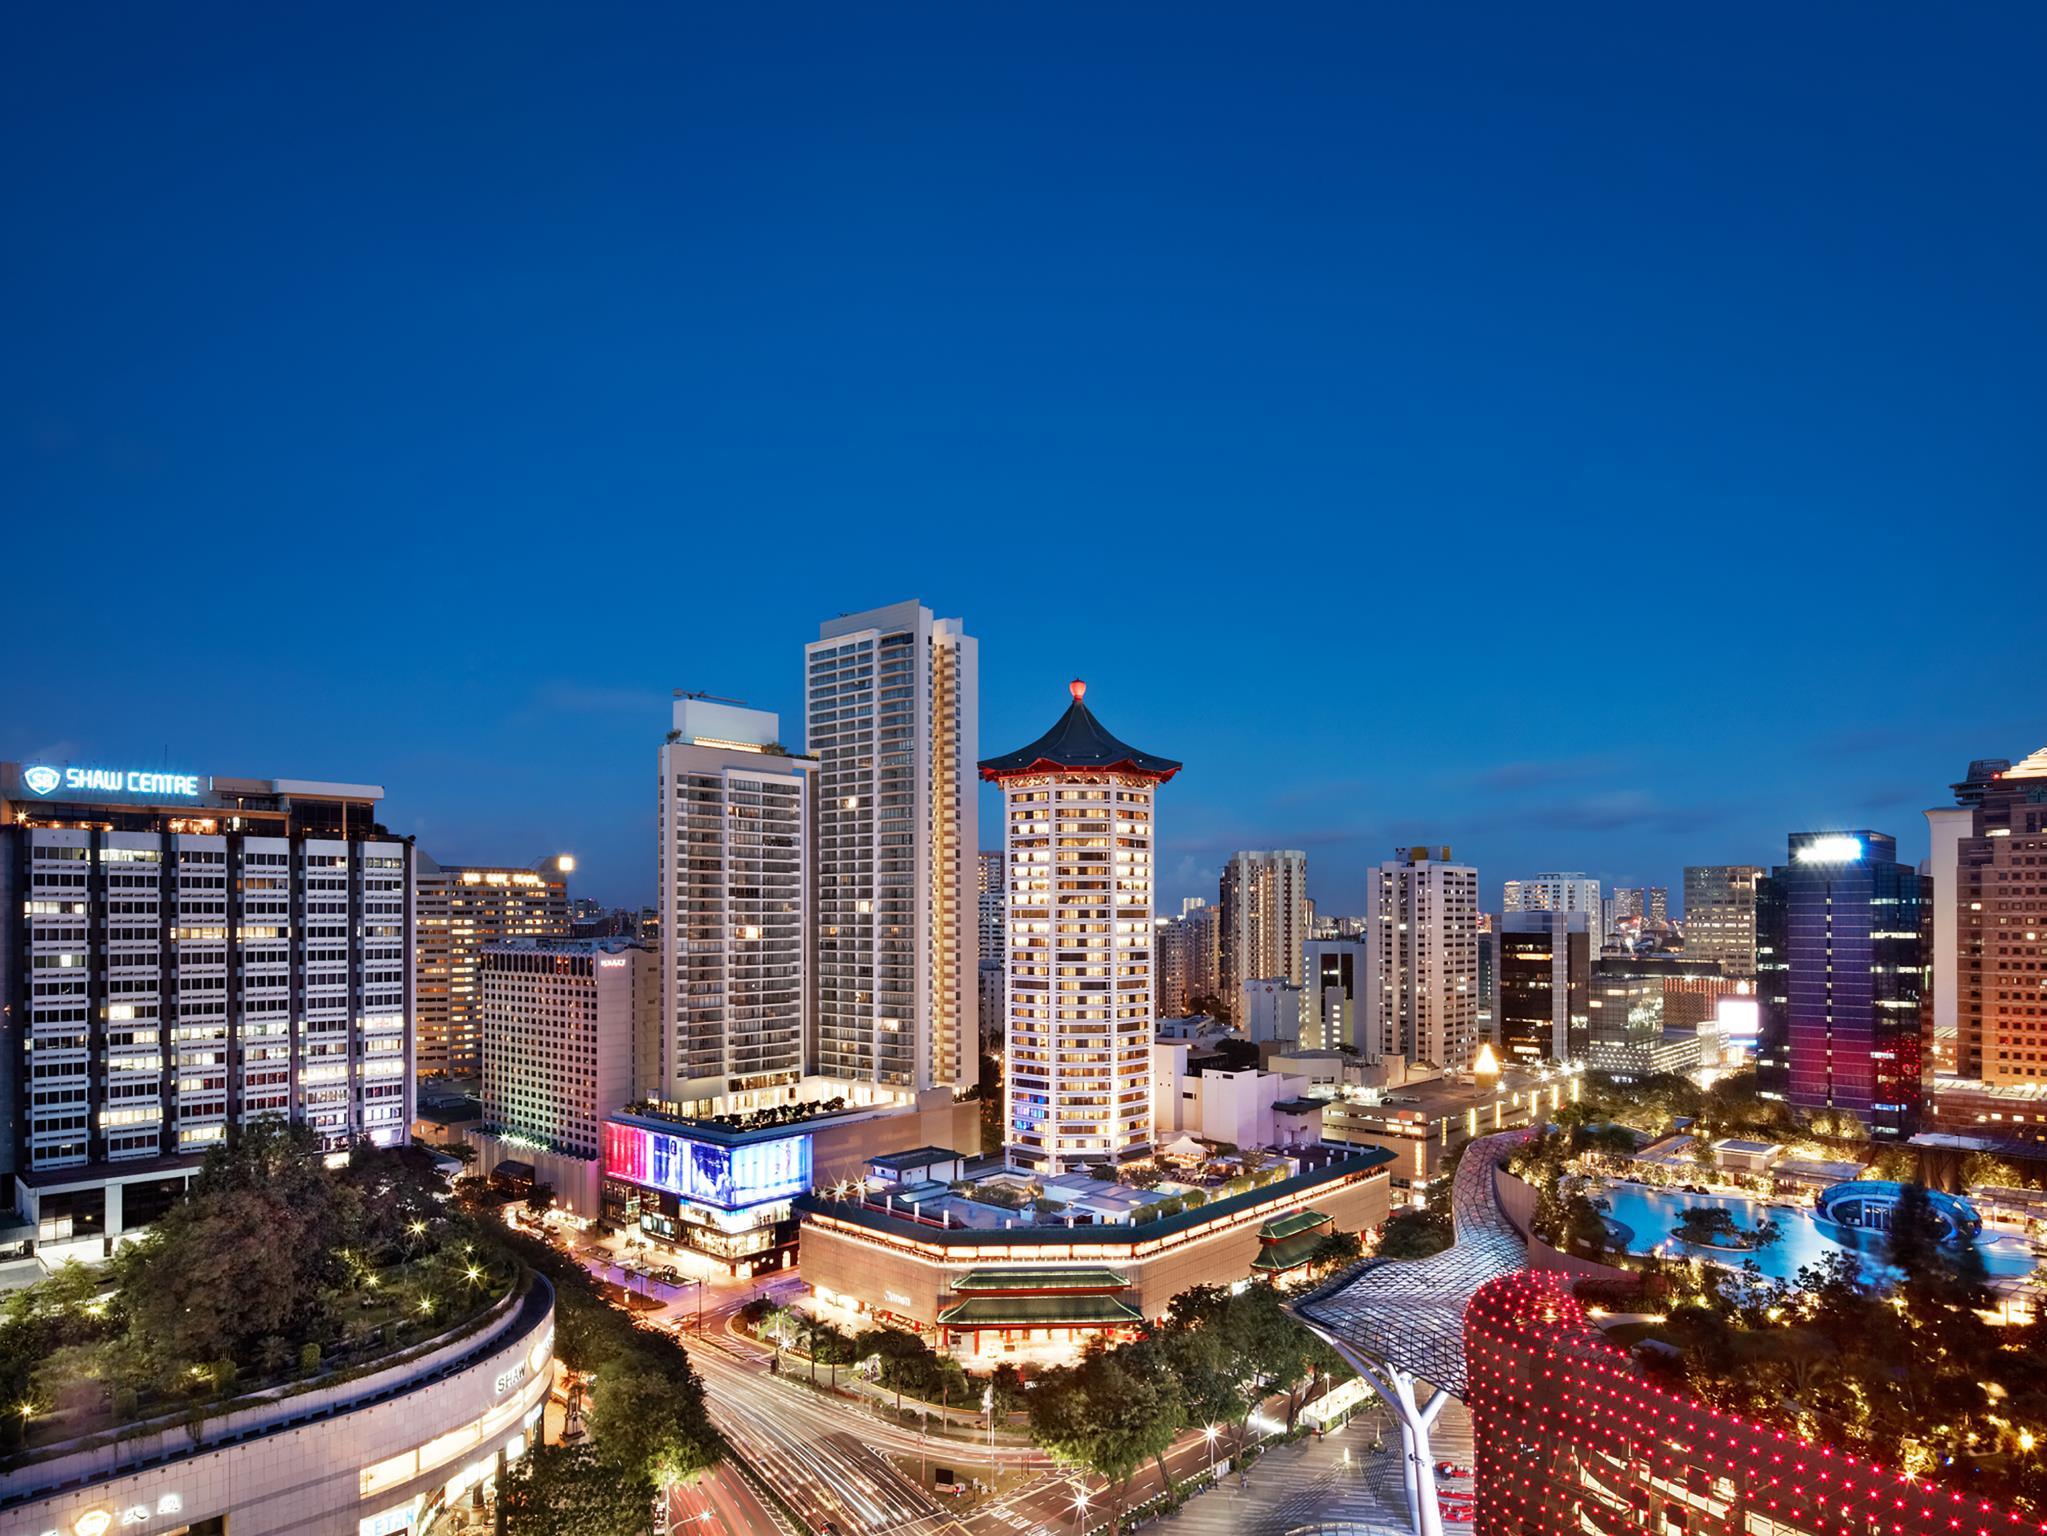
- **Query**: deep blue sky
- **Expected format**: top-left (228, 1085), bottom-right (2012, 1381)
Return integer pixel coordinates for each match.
top-left (4, 6), bottom-right (2043, 916)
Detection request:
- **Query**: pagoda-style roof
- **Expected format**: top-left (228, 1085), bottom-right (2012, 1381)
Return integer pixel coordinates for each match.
top-left (1251, 1230), bottom-right (1329, 1274)
top-left (1259, 1208), bottom-right (1334, 1243)
top-left (937, 1294), bottom-right (1146, 1329)
top-left (978, 681), bottom-right (1181, 783)
top-left (950, 1267), bottom-right (1130, 1294)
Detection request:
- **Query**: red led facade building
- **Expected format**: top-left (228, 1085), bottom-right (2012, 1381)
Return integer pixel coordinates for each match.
top-left (1464, 1271), bottom-right (2036, 1536)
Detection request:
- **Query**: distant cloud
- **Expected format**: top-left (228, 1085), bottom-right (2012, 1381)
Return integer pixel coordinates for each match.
top-left (1469, 755), bottom-right (1623, 791)
top-left (1540, 791), bottom-right (1724, 835)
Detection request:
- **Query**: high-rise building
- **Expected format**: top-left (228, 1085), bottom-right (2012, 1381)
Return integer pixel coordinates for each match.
top-left (806, 600), bottom-right (979, 1095)
top-left (1646, 886), bottom-right (1668, 925)
top-left (1584, 955), bottom-right (1721, 1079)
top-left (1219, 849), bottom-right (1308, 1019)
top-left (1941, 747), bottom-right (2047, 1086)
top-left (1681, 865), bottom-right (1763, 980)
top-left (1496, 910), bottom-right (1591, 1065)
top-left (474, 937), bottom-right (654, 1217)
top-left (1504, 871), bottom-right (1602, 934)
top-left (655, 697), bottom-right (814, 1111)
top-left (413, 854), bottom-right (571, 1081)
top-left (1355, 847), bottom-right (1481, 1069)
top-left (1182, 901), bottom-right (1222, 1009)
top-left (1756, 830), bottom-right (1928, 1138)
top-left (1155, 914), bottom-right (1192, 1019)
top-left (977, 850), bottom-right (1006, 971)
top-left (1477, 912), bottom-right (1497, 1034)
top-left (0, 761), bottom-right (414, 1262)
top-left (981, 680), bottom-right (1179, 1174)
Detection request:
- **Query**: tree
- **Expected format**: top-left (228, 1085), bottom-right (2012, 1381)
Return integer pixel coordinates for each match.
top-left (496, 1441), bottom-right (652, 1535)
top-left (589, 1357), bottom-right (719, 1499)
top-left (1673, 1206), bottom-right (1742, 1248)
top-left (1308, 1229), bottom-right (1364, 1275)
top-left (1029, 1344), bottom-right (1183, 1531)
top-left (1375, 1208), bottom-right (1451, 1260)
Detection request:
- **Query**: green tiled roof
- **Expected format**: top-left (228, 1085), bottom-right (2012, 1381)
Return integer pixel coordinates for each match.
top-left (1251, 1230), bottom-right (1328, 1274)
top-left (1259, 1208), bottom-right (1333, 1243)
top-left (938, 1294), bottom-right (1147, 1329)
top-left (950, 1267), bottom-right (1129, 1294)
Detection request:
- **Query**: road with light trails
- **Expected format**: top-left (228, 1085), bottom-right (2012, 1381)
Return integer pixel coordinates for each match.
top-left (688, 1325), bottom-right (972, 1536)
top-left (667, 1463), bottom-right (796, 1536)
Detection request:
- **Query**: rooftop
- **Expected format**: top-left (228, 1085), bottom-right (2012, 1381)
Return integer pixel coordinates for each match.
top-left (869, 1146), bottom-right (967, 1172)
top-left (978, 680), bottom-right (1181, 782)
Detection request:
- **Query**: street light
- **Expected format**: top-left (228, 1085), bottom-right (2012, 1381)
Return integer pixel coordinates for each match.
top-left (1072, 1488), bottom-right (1090, 1536)
top-left (1204, 1423), bottom-right (1218, 1478)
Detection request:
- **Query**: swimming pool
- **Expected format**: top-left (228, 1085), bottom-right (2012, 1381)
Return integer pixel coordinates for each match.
top-left (1592, 1181), bottom-right (2040, 1284)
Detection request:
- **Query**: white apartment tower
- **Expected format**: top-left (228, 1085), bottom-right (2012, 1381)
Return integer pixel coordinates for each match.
top-left (805, 602), bottom-right (979, 1095)
top-left (982, 681), bottom-right (1180, 1174)
top-left (1358, 846), bottom-right (1481, 1069)
top-left (655, 698), bottom-right (814, 1110)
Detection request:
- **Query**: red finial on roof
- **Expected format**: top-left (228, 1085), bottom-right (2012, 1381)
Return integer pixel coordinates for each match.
top-left (1070, 678), bottom-right (1086, 703)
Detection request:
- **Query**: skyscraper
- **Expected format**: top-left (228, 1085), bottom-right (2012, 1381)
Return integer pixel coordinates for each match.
top-left (655, 697), bottom-right (814, 1110)
top-left (1646, 886), bottom-right (1669, 925)
top-left (1756, 830), bottom-right (1928, 1138)
top-left (413, 854), bottom-right (572, 1081)
top-left (1355, 847), bottom-right (1481, 1069)
top-left (0, 762), bottom-right (413, 1261)
top-left (1496, 909), bottom-right (1591, 1065)
top-left (981, 680), bottom-right (1179, 1174)
top-left (806, 601), bottom-right (979, 1094)
top-left (1504, 871), bottom-right (1602, 934)
top-left (1941, 747), bottom-right (2047, 1086)
top-left (1219, 849), bottom-right (1309, 1018)
top-left (1682, 865), bottom-right (1763, 980)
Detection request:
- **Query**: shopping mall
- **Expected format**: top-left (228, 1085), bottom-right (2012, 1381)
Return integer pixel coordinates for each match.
top-left (1464, 1270), bottom-right (2035, 1536)
top-left (798, 1141), bottom-right (1393, 1356)
top-left (0, 1275), bottom-right (556, 1536)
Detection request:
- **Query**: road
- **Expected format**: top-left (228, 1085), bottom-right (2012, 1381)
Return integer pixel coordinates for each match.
top-left (566, 1242), bottom-right (1452, 1536)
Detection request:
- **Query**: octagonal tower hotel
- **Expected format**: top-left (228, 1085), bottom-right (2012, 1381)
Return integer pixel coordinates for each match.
top-left (980, 681), bottom-right (1179, 1175)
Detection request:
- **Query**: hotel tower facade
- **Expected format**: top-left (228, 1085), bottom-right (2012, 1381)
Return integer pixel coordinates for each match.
top-left (804, 601), bottom-right (979, 1096)
top-left (981, 681), bottom-right (1179, 1174)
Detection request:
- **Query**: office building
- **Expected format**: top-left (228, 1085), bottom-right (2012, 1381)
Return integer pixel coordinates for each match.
top-left (413, 853), bottom-right (571, 1081)
top-left (1219, 850), bottom-right (1309, 1017)
top-left (1682, 864), bottom-right (1763, 980)
top-left (655, 697), bottom-right (814, 1111)
top-left (981, 679), bottom-right (1179, 1173)
top-left (1496, 909), bottom-right (1591, 1065)
top-left (0, 761), bottom-right (413, 1262)
top-left (1476, 913), bottom-right (1496, 1035)
top-left (1943, 747), bottom-right (2047, 1085)
top-left (806, 600), bottom-right (979, 1095)
top-left (1584, 955), bottom-right (1715, 1079)
top-left (1356, 847), bottom-right (1481, 1069)
top-left (1646, 885), bottom-right (1668, 925)
top-left (1756, 830), bottom-right (1928, 1138)
top-left (473, 937), bottom-right (654, 1217)
top-left (1304, 935), bottom-right (1367, 1050)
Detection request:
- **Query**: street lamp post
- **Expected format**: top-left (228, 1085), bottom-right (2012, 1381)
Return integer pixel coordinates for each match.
top-left (1072, 1488), bottom-right (1090, 1536)
top-left (1204, 1424), bottom-right (1218, 1481)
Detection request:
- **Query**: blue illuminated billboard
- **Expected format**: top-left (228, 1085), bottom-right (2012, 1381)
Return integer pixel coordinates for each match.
top-left (605, 1121), bottom-right (811, 1211)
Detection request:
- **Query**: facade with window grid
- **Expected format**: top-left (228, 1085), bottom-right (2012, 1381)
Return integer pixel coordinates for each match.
top-left (805, 601), bottom-right (979, 1097)
top-left (0, 764), bottom-right (413, 1261)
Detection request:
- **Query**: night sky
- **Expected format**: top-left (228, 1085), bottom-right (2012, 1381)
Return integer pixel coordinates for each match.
top-left (4, 6), bottom-right (2042, 916)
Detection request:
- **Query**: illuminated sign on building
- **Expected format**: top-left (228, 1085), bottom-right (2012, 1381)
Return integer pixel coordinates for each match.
top-left (603, 1121), bottom-right (811, 1211)
top-left (1794, 834), bottom-right (1865, 863)
top-left (20, 765), bottom-right (202, 800)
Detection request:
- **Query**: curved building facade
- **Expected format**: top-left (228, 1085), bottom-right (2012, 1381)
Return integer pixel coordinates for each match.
top-left (1463, 1270), bottom-right (2031, 1536)
top-left (0, 1276), bottom-right (555, 1536)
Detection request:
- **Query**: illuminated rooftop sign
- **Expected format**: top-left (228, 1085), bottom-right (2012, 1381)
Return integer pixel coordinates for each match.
top-left (21, 765), bottom-right (202, 800)
top-left (1794, 835), bottom-right (1863, 864)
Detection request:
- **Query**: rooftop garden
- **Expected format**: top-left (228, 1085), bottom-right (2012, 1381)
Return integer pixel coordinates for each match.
top-left (0, 1122), bottom-right (514, 1463)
